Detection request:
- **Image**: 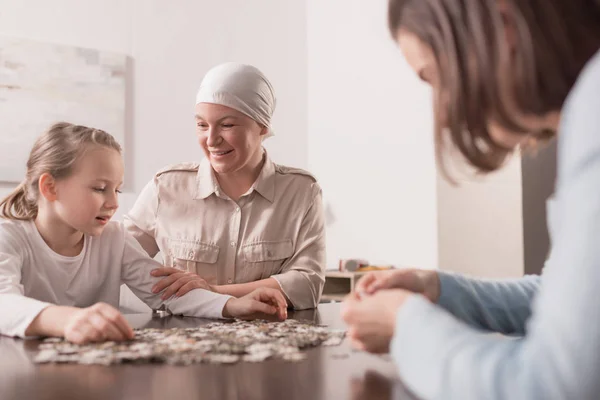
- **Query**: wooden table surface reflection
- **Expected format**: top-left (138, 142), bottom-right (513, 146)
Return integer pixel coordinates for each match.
top-left (0, 303), bottom-right (418, 400)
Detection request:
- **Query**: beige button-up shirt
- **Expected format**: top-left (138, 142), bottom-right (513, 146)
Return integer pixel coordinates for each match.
top-left (124, 154), bottom-right (326, 309)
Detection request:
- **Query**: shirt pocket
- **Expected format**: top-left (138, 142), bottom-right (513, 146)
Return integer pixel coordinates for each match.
top-left (165, 240), bottom-right (220, 284)
top-left (242, 239), bottom-right (294, 281)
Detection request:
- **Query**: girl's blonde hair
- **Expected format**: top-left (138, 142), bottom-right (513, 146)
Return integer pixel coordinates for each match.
top-left (0, 122), bottom-right (122, 221)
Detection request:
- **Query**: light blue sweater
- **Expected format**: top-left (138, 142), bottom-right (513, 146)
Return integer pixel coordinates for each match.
top-left (391, 49), bottom-right (600, 400)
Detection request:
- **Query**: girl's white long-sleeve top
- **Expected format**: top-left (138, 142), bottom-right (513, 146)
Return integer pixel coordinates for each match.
top-left (0, 220), bottom-right (231, 338)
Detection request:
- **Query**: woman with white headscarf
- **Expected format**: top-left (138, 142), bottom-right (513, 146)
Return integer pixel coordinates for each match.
top-left (124, 62), bottom-right (325, 310)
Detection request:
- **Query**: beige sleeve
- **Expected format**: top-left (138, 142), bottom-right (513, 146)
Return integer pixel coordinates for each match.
top-left (271, 184), bottom-right (326, 310)
top-left (123, 179), bottom-right (160, 258)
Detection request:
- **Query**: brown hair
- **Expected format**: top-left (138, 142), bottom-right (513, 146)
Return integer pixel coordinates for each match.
top-left (0, 122), bottom-right (122, 220)
top-left (388, 0), bottom-right (600, 174)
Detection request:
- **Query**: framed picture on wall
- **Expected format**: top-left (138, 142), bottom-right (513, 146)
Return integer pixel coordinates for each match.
top-left (0, 36), bottom-right (127, 183)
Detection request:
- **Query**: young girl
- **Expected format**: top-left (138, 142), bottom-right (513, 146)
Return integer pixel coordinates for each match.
top-left (0, 122), bottom-right (287, 344)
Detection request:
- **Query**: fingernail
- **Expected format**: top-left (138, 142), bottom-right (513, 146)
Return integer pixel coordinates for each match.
top-left (152, 287), bottom-right (158, 293)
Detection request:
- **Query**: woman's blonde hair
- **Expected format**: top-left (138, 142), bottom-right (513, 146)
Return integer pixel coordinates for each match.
top-left (0, 122), bottom-right (122, 220)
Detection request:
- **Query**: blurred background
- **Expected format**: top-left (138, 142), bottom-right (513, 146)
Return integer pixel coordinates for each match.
top-left (0, 0), bottom-right (555, 278)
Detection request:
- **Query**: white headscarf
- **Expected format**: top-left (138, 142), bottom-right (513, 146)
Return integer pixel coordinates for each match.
top-left (195, 62), bottom-right (276, 140)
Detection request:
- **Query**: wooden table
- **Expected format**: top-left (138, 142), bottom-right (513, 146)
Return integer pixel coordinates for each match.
top-left (0, 303), bottom-right (418, 400)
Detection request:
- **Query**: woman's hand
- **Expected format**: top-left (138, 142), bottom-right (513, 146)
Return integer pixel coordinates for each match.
top-left (341, 290), bottom-right (412, 353)
top-left (222, 287), bottom-right (288, 321)
top-left (151, 267), bottom-right (213, 300)
top-left (355, 268), bottom-right (440, 302)
top-left (63, 303), bottom-right (134, 344)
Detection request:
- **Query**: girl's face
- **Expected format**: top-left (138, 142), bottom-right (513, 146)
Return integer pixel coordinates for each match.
top-left (52, 146), bottom-right (124, 236)
top-left (195, 103), bottom-right (267, 176)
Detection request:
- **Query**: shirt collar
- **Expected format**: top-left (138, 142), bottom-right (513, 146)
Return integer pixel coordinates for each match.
top-left (252, 154), bottom-right (275, 203)
top-left (194, 150), bottom-right (275, 203)
top-left (195, 157), bottom-right (219, 199)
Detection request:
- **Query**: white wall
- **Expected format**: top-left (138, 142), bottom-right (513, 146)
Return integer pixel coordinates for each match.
top-left (1, 0), bottom-right (438, 273)
top-left (437, 158), bottom-right (525, 278)
top-left (307, 0), bottom-right (439, 270)
top-left (0, 0), bottom-right (308, 221)
top-left (0, 0), bottom-right (524, 278)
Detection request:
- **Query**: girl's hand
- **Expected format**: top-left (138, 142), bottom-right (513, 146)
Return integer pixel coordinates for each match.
top-left (63, 302), bottom-right (134, 344)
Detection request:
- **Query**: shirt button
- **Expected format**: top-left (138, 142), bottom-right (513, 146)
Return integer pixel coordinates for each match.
top-left (227, 279), bottom-right (233, 284)
top-left (230, 241), bottom-right (236, 247)
top-left (235, 207), bottom-right (240, 212)
top-left (188, 251), bottom-right (194, 258)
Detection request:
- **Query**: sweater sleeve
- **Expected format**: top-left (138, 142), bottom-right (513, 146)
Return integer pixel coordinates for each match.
top-left (0, 225), bottom-right (52, 338)
top-left (436, 272), bottom-right (540, 334)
